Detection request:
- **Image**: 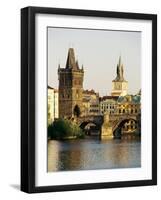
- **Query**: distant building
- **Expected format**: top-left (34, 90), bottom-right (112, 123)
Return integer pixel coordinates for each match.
top-left (111, 56), bottom-right (128, 96)
top-left (53, 89), bottom-right (59, 119)
top-left (99, 96), bottom-right (118, 115)
top-left (48, 86), bottom-right (59, 124)
top-left (58, 48), bottom-right (84, 118)
top-left (83, 89), bottom-right (99, 101)
top-left (82, 98), bottom-right (90, 116)
top-left (89, 98), bottom-right (100, 116)
top-left (82, 90), bottom-right (100, 116)
top-left (116, 94), bottom-right (141, 133)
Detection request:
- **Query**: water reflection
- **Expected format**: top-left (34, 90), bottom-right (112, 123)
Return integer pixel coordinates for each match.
top-left (48, 138), bottom-right (141, 172)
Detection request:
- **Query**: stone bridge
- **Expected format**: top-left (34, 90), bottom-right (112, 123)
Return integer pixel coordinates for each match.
top-left (77, 115), bottom-right (103, 129)
top-left (101, 113), bottom-right (139, 139)
top-left (77, 113), bottom-right (140, 139)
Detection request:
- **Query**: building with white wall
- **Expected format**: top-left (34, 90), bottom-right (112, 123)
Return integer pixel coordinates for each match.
top-left (48, 86), bottom-right (59, 124)
top-left (99, 96), bottom-right (118, 115)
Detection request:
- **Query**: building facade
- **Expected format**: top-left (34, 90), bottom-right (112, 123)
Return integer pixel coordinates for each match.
top-left (99, 96), bottom-right (118, 115)
top-left (48, 86), bottom-right (59, 124)
top-left (116, 94), bottom-right (141, 133)
top-left (53, 89), bottom-right (59, 119)
top-left (82, 90), bottom-right (100, 116)
top-left (111, 56), bottom-right (128, 96)
top-left (89, 98), bottom-right (100, 116)
top-left (58, 48), bottom-right (84, 118)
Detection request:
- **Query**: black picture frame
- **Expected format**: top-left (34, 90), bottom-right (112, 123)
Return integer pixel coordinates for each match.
top-left (21, 6), bottom-right (157, 193)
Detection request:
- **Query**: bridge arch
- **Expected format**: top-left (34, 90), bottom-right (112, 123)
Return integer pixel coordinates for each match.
top-left (113, 118), bottom-right (138, 138)
top-left (79, 121), bottom-right (99, 129)
top-left (79, 120), bottom-right (101, 136)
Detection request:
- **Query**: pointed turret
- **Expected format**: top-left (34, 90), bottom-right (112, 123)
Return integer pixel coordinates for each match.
top-left (75, 60), bottom-right (79, 69)
top-left (58, 63), bottom-right (60, 69)
top-left (118, 55), bottom-right (121, 67)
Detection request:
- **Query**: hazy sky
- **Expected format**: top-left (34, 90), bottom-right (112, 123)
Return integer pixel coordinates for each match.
top-left (48, 27), bottom-right (141, 96)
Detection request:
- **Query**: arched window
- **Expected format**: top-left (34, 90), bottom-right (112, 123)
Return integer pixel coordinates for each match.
top-left (73, 105), bottom-right (81, 117)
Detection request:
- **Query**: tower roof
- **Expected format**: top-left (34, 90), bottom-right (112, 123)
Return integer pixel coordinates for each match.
top-left (113, 56), bottom-right (126, 82)
top-left (65, 48), bottom-right (79, 70)
top-left (118, 55), bottom-right (121, 67)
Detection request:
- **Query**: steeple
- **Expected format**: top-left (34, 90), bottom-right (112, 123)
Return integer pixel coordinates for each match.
top-left (115, 56), bottom-right (125, 81)
top-left (118, 55), bottom-right (121, 67)
top-left (65, 48), bottom-right (79, 70)
top-left (111, 56), bottom-right (128, 96)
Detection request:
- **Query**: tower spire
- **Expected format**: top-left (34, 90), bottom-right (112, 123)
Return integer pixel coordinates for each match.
top-left (66, 48), bottom-right (78, 70)
top-left (111, 56), bottom-right (128, 96)
top-left (115, 56), bottom-right (125, 81)
top-left (118, 55), bottom-right (121, 67)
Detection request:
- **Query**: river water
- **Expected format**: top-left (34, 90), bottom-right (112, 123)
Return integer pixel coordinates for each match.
top-left (48, 138), bottom-right (141, 172)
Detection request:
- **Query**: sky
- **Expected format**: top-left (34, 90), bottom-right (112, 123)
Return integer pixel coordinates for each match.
top-left (48, 27), bottom-right (141, 96)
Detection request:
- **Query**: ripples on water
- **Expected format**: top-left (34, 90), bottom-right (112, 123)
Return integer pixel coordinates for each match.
top-left (48, 138), bottom-right (141, 172)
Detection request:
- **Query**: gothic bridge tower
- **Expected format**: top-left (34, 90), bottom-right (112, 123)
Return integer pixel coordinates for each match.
top-left (58, 48), bottom-right (84, 118)
top-left (111, 56), bottom-right (128, 96)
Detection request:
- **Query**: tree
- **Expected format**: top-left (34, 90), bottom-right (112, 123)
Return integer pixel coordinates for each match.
top-left (48, 118), bottom-right (84, 140)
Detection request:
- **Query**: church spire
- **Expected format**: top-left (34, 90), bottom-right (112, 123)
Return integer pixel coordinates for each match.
top-left (118, 55), bottom-right (121, 67)
top-left (115, 56), bottom-right (125, 81)
top-left (66, 48), bottom-right (79, 70)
